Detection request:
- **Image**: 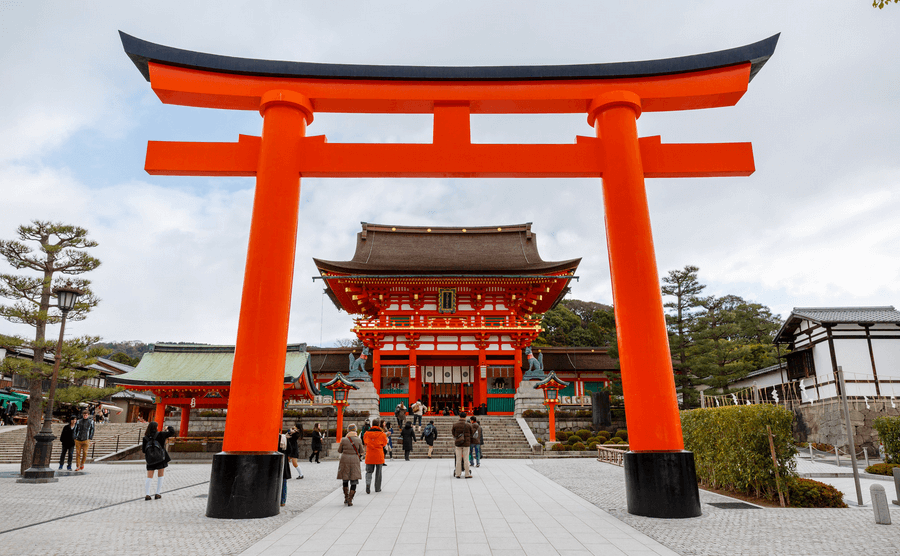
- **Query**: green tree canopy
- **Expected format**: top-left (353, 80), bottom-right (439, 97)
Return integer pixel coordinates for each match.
top-left (534, 299), bottom-right (616, 349)
top-left (0, 221), bottom-right (103, 473)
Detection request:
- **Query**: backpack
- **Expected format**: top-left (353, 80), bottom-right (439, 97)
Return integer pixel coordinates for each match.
top-left (471, 426), bottom-right (480, 443)
top-left (423, 424), bottom-right (434, 438)
top-left (144, 433), bottom-right (166, 466)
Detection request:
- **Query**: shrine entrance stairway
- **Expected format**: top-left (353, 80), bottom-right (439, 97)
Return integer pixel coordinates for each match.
top-left (389, 415), bottom-right (533, 459)
top-left (0, 422), bottom-right (146, 464)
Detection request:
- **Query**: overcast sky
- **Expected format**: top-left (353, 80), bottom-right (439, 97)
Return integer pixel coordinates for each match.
top-left (1, 1), bottom-right (898, 348)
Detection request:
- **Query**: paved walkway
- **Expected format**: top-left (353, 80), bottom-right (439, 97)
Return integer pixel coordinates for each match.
top-left (1, 457), bottom-right (898, 556)
top-left (242, 459), bottom-right (676, 556)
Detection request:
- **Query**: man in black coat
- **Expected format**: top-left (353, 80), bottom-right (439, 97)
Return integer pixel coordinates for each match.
top-left (58, 415), bottom-right (77, 470)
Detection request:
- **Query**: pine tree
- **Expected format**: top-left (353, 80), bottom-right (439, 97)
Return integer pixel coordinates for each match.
top-left (661, 265), bottom-right (705, 407)
top-left (0, 221), bottom-right (101, 473)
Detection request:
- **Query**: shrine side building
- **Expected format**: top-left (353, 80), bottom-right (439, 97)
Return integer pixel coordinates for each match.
top-left (315, 223), bottom-right (600, 415)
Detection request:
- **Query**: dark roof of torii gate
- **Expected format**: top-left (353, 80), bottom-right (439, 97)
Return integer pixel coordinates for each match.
top-left (314, 223), bottom-right (580, 276)
top-left (120, 31), bottom-right (779, 83)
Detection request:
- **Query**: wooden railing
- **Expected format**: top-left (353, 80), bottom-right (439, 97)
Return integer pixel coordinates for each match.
top-left (596, 444), bottom-right (629, 466)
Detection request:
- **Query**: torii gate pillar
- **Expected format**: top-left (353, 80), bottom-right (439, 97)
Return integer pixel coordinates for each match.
top-left (592, 92), bottom-right (700, 517)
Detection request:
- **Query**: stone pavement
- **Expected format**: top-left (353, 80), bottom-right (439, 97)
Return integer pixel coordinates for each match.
top-left (1, 457), bottom-right (899, 556)
top-left (241, 459), bottom-right (677, 556)
top-left (532, 458), bottom-right (900, 556)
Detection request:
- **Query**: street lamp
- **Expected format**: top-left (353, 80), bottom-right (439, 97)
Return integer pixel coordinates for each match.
top-left (533, 371), bottom-right (569, 445)
top-left (322, 372), bottom-right (358, 444)
top-left (19, 286), bottom-right (83, 483)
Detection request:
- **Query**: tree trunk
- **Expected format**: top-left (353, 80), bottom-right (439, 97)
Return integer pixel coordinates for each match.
top-left (20, 377), bottom-right (44, 474)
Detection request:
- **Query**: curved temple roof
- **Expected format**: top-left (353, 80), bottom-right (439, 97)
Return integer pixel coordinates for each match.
top-left (314, 223), bottom-right (580, 276)
top-left (120, 31), bottom-right (779, 84)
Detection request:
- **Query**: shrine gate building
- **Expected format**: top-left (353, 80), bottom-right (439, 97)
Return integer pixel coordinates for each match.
top-left (315, 222), bottom-right (580, 415)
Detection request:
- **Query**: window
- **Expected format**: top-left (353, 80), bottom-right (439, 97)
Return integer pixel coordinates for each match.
top-left (438, 288), bottom-right (456, 314)
top-left (786, 349), bottom-right (815, 381)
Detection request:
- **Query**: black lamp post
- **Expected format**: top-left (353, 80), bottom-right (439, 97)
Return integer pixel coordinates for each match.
top-left (19, 286), bottom-right (82, 483)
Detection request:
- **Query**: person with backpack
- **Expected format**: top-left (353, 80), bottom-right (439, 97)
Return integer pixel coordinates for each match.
top-left (58, 415), bottom-right (76, 470)
top-left (421, 420), bottom-right (438, 458)
top-left (72, 409), bottom-right (95, 471)
top-left (141, 421), bottom-right (176, 500)
top-left (400, 420), bottom-right (417, 461)
top-left (411, 400), bottom-right (424, 429)
top-left (468, 416), bottom-right (483, 468)
top-left (385, 422), bottom-right (394, 460)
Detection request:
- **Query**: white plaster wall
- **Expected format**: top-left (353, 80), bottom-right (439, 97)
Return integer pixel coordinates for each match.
top-left (834, 338), bottom-right (876, 379)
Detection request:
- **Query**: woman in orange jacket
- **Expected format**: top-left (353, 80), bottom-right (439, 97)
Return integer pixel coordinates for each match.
top-left (363, 418), bottom-right (388, 494)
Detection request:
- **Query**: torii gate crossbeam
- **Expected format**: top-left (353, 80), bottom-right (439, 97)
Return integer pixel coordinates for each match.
top-left (121, 31), bottom-right (778, 520)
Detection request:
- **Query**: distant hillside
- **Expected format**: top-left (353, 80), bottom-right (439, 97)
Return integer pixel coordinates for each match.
top-left (95, 341), bottom-right (151, 365)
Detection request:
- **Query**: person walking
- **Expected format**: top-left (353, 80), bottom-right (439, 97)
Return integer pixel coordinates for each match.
top-left (337, 423), bottom-right (364, 506)
top-left (385, 422), bottom-right (394, 460)
top-left (72, 409), bottom-right (94, 471)
top-left (400, 420), bottom-right (417, 461)
top-left (451, 412), bottom-right (473, 479)
top-left (394, 403), bottom-right (407, 430)
top-left (359, 418), bottom-right (371, 446)
top-left (141, 421), bottom-right (176, 500)
top-left (421, 420), bottom-right (438, 458)
top-left (468, 416), bottom-right (482, 468)
top-left (309, 423), bottom-right (323, 464)
top-left (364, 419), bottom-right (388, 494)
top-left (101, 407), bottom-right (110, 424)
top-left (287, 425), bottom-right (304, 479)
top-left (411, 400), bottom-right (424, 429)
top-left (58, 415), bottom-right (76, 470)
top-left (278, 431), bottom-right (292, 506)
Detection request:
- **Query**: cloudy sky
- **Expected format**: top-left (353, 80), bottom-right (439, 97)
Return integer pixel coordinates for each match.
top-left (0, 1), bottom-right (898, 347)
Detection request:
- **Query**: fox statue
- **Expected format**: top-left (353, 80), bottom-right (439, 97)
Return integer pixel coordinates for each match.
top-left (348, 346), bottom-right (372, 381)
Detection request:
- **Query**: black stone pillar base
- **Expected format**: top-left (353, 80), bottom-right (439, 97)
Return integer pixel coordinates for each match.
top-left (206, 452), bottom-right (283, 519)
top-left (624, 450), bottom-right (701, 518)
top-left (18, 430), bottom-right (58, 483)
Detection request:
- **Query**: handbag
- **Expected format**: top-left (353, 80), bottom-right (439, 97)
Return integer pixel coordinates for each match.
top-left (144, 432), bottom-right (166, 466)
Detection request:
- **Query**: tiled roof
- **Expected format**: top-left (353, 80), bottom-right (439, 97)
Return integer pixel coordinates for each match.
top-left (790, 306), bottom-right (900, 323)
top-left (314, 222), bottom-right (580, 275)
top-left (109, 343), bottom-right (310, 386)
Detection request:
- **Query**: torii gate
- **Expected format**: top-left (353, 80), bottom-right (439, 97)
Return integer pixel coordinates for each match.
top-left (121, 31), bottom-right (778, 519)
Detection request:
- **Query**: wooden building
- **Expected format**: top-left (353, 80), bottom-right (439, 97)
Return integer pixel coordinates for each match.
top-left (314, 223), bottom-right (583, 415)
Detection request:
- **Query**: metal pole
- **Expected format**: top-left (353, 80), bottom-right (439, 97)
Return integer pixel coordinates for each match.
top-left (836, 367), bottom-right (863, 506)
top-left (809, 443), bottom-right (814, 461)
top-left (864, 446), bottom-right (869, 468)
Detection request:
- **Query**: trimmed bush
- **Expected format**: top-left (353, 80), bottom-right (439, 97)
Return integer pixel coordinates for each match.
top-left (610, 437), bottom-right (623, 443)
top-left (523, 409), bottom-right (548, 418)
top-left (567, 435), bottom-right (581, 446)
top-left (681, 404), bottom-right (797, 502)
top-left (812, 442), bottom-right (835, 453)
top-left (787, 478), bottom-right (847, 508)
top-left (576, 429), bottom-right (592, 441)
top-left (596, 430), bottom-right (610, 440)
top-left (572, 442), bottom-right (586, 451)
top-left (615, 429), bottom-right (628, 441)
top-left (575, 410), bottom-right (591, 418)
top-left (587, 440), bottom-right (598, 449)
top-left (873, 416), bottom-right (900, 463)
top-left (551, 442), bottom-right (568, 451)
top-left (616, 439), bottom-right (626, 444)
top-left (865, 463), bottom-right (900, 476)
top-left (603, 440), bottom-right (616, 445)
top-left (557, 431), bottom-right (571, 442)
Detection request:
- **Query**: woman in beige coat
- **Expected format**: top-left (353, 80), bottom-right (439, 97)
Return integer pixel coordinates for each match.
top-left (336, 423), bottom-right (364, 506)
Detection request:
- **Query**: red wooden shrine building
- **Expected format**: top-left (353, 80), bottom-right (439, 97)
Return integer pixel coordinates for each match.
top-left (315, 222), bottom-right (579, 415)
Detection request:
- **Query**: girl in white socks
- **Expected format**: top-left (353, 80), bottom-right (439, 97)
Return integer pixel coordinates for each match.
top-left (141, 421), bottom-right (176, 500)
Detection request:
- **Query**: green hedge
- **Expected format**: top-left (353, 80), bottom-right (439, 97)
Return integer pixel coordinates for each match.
top-left (788, 478), bottom-right (847, 508)
top-left (873, 416), bottom-right (900, 463)
top-left (681, 404), bottom-right (797, 501)
top-left (865, 463), bottom-right (900, 476)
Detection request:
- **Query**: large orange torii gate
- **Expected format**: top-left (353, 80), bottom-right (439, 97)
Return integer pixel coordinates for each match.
top-left (121, 31), bottom-right (778, 519)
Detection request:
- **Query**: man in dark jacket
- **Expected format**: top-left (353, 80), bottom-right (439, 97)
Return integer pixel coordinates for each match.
top-left (58, 415), bottom-right (77, 470)
top-left (468, 416), bottom-right (483, 468)
top-left (450, 412), bottom-right (473, 479)
top-left (72, 409), bottom-right (94, 471)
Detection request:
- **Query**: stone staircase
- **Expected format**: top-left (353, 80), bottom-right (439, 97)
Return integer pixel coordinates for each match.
top-left (0, 422), bottom-right (146, 465)
top-left (385, 416), bottom-right (534, 459)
